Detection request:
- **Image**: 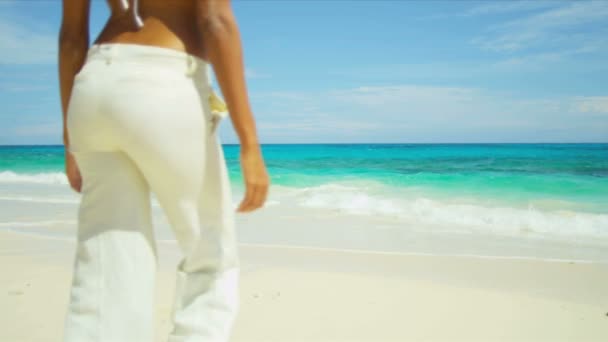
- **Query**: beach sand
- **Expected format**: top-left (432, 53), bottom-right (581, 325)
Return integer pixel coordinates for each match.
top-left (1, 228), bottom-right (607, 342)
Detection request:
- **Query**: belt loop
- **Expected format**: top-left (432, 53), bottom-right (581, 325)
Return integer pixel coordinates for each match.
top-left (101, 44), bottom-right (115, 65)
top-left (185, 55), bottom-right (197, 77)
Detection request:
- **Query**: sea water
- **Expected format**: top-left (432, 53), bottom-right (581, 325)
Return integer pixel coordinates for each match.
top-left (1, 143), bottom-right (607, 252)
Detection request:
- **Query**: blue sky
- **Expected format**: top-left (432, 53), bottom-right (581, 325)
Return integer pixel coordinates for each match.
top-left (0, 0), bottom-right (607, 144)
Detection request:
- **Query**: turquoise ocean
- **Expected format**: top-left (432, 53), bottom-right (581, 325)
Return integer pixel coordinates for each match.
top-left (1, 143), bottom-right (607, 244)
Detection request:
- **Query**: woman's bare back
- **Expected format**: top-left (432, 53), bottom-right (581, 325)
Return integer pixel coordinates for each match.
top-left (97, 0), bottom-right (207, 61)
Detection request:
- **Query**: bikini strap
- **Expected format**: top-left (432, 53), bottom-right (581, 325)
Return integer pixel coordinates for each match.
top-left (118, 0), bottom-right (144, 29)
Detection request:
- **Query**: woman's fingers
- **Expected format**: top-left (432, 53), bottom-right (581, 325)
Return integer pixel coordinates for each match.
top-left (248, 184), bottom-right (265, 211)
top-left (237, 180), bottom-right (269, 212)
top-left (238, 185), bottom-right (258, 212)
top-left (254, 182), bottom-right (269, 209)
top-left (70, 175), bottom-right (82, 193)
top-left (237, 148), bottom-right (270, 213)
top-left (65, 152), bottom-right (82, 193)
top-left (237, 184), bottom-right (253, 212)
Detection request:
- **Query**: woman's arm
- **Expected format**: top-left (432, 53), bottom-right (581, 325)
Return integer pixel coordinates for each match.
top-left (195, 0), bottom-right (259, 151)
top-left (59, 0), bottom-right (90, 193)
top-left (195, 0), bottom-right (269, 212)
top-left (59, 0), bottom-right (91, 148)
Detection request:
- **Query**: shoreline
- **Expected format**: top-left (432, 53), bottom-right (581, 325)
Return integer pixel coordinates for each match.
top-left (239, 242), bottom-right (608, 264)
top-left (3, 225), bottom-right (608, 264)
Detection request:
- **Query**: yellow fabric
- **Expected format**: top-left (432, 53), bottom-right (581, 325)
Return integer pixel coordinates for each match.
top-left (209, 90), bottom-right (228, 117)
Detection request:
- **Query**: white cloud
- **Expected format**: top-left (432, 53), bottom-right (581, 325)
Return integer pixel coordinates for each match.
top-left (329, 86), bottom-right (478, 108)
top-left (575, 96), bottom-right (608, 114)
top-left (465, 1), bottom-right (561, 16)
top-left (245, 68), bottom-right (271, 79)
top-left (487, 48), bottom-right (591, 71)
top-left (241, 85), bottom-right (608, 143)
top-left (0, 82), bottom-right (53, 92)
top-left (473, 1), bottom-right (608, 52)
top-left (419, 1), bottom-right (560, 20)
top-left (0, 17), bottom-right (56, 64)
top-left (12, 122), bottom-right (61, 137)
top-left (0, 1), bottom-right (18, 7)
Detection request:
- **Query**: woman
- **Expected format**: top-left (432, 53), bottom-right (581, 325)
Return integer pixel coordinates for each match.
top-left (59, 0), bottom-right (269, 341)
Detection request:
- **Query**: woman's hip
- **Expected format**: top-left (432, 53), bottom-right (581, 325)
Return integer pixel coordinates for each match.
top-left (67, 44), bottom-right (214, 153)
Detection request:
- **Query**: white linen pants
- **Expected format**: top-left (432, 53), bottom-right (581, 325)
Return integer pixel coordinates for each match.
top-left (62, 43), bottom-right (239, 342)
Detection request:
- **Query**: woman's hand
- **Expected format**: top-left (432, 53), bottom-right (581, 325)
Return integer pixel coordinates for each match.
top-left (237, 146), bottom-right (269, 213)
top-left (65, 150), bottom-right (82, 193)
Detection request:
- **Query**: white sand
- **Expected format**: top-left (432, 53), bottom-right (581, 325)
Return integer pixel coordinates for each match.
top-left (1, 230), bottom-right (607, 342)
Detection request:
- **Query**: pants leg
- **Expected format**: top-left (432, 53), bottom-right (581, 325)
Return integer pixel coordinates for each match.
top-left (121, 125), bottom-right (239, 342)
top-left (63, 150), bottom-right (158, 342)
top-left (167, 134), bottom-right (240, 342)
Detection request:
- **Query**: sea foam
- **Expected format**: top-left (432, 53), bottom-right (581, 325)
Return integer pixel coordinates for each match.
top-left (0, 171), bottom-right (68, 185)
top-left (270, 183), bottom-right (608, 241)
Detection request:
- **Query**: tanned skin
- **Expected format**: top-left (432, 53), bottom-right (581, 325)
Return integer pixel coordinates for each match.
top-left (59, 0), bottom-right (269, 213)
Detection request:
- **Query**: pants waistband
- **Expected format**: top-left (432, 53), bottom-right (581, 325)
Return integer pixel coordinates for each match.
top-left (86, 43), bottom-right (211, 83)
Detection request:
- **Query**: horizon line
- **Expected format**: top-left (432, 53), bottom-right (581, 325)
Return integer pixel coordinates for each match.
top-left (1, 142), bottom-right (607, 147)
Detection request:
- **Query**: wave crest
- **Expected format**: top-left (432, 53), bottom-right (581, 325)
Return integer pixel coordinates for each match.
top-left (270, 183), bottom-right (608, 240)
top-left (0, 171), bottom-right (68, 185)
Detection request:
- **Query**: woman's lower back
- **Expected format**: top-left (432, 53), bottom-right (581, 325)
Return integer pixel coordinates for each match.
top-left (96, 0), bottom-right (206, 61)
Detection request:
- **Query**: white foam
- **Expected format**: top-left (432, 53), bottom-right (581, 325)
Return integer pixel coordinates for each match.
top-left (0, 195), bottom-right (78, 204)
top-left (0, 220), bottom-right (76, 228)
top-left (297, 183), bottom-right (402, 215)
top-left (0, 171), bottom-right (68, 185)
top-left (270, 182), bottom-right (608, 240)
